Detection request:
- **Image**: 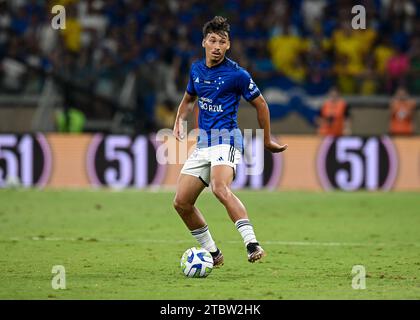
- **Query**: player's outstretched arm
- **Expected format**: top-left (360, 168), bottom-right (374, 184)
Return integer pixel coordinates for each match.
top-left (250, 95), bottom-right (288, 153)
top-left (173, 92), bottom-right (197, 141)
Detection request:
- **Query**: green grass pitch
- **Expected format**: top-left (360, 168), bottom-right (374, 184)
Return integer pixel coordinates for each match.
top-left (0, 189), bottom-right (419, 299)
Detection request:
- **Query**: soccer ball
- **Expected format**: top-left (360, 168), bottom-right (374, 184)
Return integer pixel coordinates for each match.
top-left (180, 247), bottom-right (213, 278)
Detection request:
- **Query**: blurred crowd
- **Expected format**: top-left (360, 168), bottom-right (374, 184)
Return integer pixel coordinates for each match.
top-left (0, 0), bottom-right (419, 132)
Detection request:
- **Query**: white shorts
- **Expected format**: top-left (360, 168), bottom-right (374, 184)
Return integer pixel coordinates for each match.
top-left (180, 144), bottom-right (242, 187)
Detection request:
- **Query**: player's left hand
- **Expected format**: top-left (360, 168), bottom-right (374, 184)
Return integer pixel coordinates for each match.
top-left (264, 140), bottom-right (288, 153)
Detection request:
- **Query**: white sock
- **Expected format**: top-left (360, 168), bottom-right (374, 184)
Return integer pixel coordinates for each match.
top-left (235, 219), bottom-right (257, 246)
top-left (190, 225), bottom-right (217, 253)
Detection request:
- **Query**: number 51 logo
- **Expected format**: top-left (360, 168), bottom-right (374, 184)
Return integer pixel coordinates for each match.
top-left (0, 134), bottom-right (52, 188)
top-left (317, 136), bottom-right (398, 191)
top-left (86, 134), bottom-right (167, 189)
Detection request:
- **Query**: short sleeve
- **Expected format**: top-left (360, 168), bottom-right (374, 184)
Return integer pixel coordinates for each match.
top-left (237, 69), bottom-right (261, 102)
top-left (186, 65), bottom-right (197, 96)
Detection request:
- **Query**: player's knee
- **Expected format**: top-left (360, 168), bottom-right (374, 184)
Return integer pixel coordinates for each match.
top-left (211, 183), bottom-right (231, 203)
top-left (173, 197), bottom-right (191, 214)
top-left (173, 198), bottom-right (183, 212)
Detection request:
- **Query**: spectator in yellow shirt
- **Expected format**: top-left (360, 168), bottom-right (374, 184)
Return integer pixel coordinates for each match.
top-left (332, 23), bottom-right (365, 93)
top-left (53, 1), bottom-right (82, 53)
top-left (268, 24), bottom-right (308, 82)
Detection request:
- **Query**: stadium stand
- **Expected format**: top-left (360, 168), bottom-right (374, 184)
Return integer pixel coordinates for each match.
top-left (0, 0), bottom-right (419, 134)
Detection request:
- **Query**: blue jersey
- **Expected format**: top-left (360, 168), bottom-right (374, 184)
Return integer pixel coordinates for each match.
top-left (186, 57), bottom-right (261, 151)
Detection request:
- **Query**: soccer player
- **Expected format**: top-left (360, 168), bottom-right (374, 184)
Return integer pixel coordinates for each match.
top-left (172, 16), bottom-right (288, 266)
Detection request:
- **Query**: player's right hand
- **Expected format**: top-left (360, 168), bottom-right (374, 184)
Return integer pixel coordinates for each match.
top-left (265, 140), bottom-right (288, 153)
top-left (173, 120), bottom-right (185, 141)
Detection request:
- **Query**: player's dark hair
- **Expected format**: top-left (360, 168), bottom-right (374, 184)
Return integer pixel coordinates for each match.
top-left (202, 16), bottom-right (230, 38)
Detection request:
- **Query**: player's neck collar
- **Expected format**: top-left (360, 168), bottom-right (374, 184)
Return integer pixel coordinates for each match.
top-left (204, 57), bottom-right (227, 69)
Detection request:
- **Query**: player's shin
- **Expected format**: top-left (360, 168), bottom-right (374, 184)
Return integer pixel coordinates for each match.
top-left (190, 224), bottom-right (218, 253)
top-left (234, 218), bottom-right (257, 245)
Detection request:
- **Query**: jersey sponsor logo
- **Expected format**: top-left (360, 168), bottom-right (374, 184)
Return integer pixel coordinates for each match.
top-left (198, 100), bottom-right (223, 112)
top-left (199, 97), bottom-right (213, 103)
